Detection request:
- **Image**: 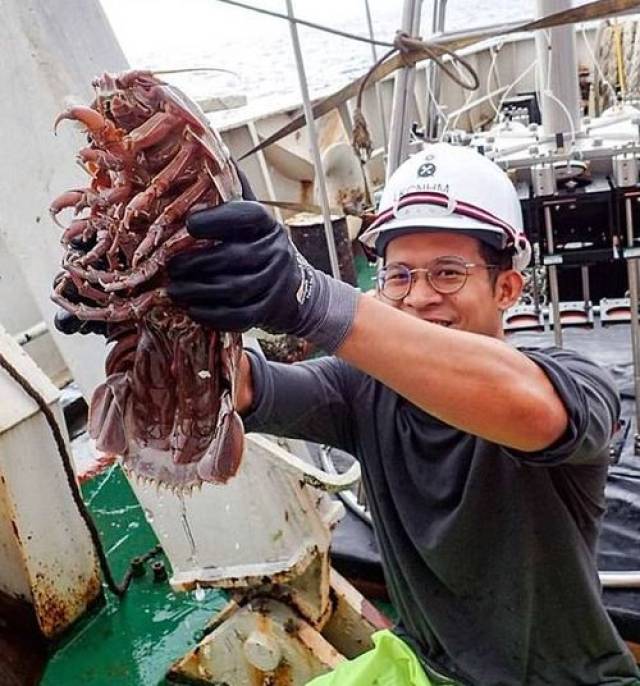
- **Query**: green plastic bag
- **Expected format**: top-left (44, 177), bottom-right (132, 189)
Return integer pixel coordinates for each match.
top-left (306, 630), bottom-right (458, 686)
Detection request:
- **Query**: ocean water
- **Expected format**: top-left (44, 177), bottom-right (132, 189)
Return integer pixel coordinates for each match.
top-left (99, 0), bottom-right (534, 112)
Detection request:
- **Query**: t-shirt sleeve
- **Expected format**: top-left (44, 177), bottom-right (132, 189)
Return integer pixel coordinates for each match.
top-left (241, 347), bottom-right (357, 454)
top-left (503, 347), bottom-right (620, 467)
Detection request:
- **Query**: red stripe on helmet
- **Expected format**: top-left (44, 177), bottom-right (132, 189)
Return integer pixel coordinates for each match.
top-left (367, 191), bottom-right (519, 244)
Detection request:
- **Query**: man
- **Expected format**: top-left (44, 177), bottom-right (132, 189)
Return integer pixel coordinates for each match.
top-left (61, 143), bottom-right (640, 684)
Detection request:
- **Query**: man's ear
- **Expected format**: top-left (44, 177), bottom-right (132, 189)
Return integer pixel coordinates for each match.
top-left (494, 270), bottom-right (524, 311)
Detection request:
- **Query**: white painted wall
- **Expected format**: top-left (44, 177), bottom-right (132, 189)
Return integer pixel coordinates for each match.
top-left (0, 0), bottom-right (130, 398)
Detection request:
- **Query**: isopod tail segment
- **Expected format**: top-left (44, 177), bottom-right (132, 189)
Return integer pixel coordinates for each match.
top-left (195, 390), bottom-right (245, 484)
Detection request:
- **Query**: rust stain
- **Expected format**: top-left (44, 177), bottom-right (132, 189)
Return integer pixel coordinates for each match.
top-left (360, 597), bottom-right (393, 630)
top-left (284, 617), bottom-right (298, 634)
top-left (273, 658), bottom-right (293, 686)
top-left (10, 518), bottom-right (20, 543)
top-left (300, 180), bottom-right (313, 207)
top-left (256, 611), bottom-right (270, 633)
top-left (31, 567), bottom-right (102, 638)
top-left (248, 659), bottom-right (293, 686)
top-left (77, 453), bottom-right (117, 484)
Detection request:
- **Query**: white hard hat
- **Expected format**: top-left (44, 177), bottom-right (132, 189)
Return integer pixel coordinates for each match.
top-left (359, 143), bottom-right (531, 271)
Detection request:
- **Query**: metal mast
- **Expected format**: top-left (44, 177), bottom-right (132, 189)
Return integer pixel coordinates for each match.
top-left (425, 0), bottom-right (448, 141)
top-left (534, 0), bottom-right (581, 137)
top-left (285, 0), bottom-right (342, 280)
top-left (386, 0), bottom-right (424, 178)
top-left (363, 0), bottom-right (388, 153)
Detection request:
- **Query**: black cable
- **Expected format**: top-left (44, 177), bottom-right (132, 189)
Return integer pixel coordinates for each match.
top-left (0, 350), bottom-right (160, 597)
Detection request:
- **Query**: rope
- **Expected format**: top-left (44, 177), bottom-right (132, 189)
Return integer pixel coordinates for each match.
top-left (600, 24), bottom-right (618, 109)
top-left (629, 20), bottom-right (640, 95)
top-left (614, 23), bottom-right (627, 94)
top-left (622, 20), bottom-right (636, 89)
top-left (582, 22), bottom-right (617, 113)
top-left (351, 30), bottom-right (479, 161)
top-left (486, 43), bottom-right (503, 118)
top-left (153, 67), bottom-right (240, 78)
top-left (0, 351), bottom-right (160, 597)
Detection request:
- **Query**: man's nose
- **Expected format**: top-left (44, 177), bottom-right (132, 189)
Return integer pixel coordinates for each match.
top-left (403, 272), bottom-right (444, 308)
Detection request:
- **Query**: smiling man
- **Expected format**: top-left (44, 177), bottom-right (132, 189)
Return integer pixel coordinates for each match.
top-left (166, 143), bottom-right (640, 685)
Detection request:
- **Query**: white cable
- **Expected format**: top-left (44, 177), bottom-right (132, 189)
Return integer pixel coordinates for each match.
top-left (487, 44), bottom-right (502, 117)
top-left (544, 89), bottom-right (577, 143)
top-left (441, 58), bottom-right (476, 139)
top-left (545, 29), bottom-right (553, 95)
top-left (494, 59), bottom-right (538, 124)
top-left (448, 82), bottom-right (475, 133)
top-left (581, 23), bottom-right (617, 105)
top-left (425, 72), bottom-right (448, 139)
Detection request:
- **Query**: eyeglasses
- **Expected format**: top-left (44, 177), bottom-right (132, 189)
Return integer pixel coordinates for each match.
top-left (375, 257), bottom-right (498, 300)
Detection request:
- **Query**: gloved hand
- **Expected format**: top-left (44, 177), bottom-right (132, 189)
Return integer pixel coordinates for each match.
top-left (52, 266), bottom-right (109, 337)
top-left (54, 309), bottom-right (109, 336)
top-left (166, 201), bottom-right (359, 354)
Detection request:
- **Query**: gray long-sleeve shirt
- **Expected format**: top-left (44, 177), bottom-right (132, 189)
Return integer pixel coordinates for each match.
top-left (243, 345), bottom-right (640, 685)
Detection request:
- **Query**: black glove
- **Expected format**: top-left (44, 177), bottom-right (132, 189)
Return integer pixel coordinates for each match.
top-left (167, 201), bottom-right (358, 353)
top-left (52, 268), bottom-right (109, 337)
top-left (54, 309), bottom-right (109, 336)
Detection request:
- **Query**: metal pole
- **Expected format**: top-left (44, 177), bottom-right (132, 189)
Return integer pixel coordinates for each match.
top-left (425, 0), bottom-right (448, 140)
top-left (624, 196), bottom-right (640, 449)
top-left (387, 0), bottom-right (423, 178)
top-left (14, 321), bottom-right (48, 347)
top-left (534, 0), bottom-right (581, 137)
top-left (543, 205), bottom-right (563, 347)
top-left (285, 0), bottom-right (341, 280)
top-left (580, 265), bottom-right (590, 307)
top-left (363, 0), bottom-right (388, 154)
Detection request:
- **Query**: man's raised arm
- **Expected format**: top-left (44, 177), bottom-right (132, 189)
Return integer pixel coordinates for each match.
top-left (166, 200), bottom-right (571, 453)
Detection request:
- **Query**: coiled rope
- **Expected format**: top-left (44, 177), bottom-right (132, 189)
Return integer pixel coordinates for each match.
top-left (351, 31), bottom-right (479, 161)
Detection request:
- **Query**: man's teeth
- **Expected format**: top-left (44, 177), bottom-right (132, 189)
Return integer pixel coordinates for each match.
top-left (428, 320), bottom-right (451, 327)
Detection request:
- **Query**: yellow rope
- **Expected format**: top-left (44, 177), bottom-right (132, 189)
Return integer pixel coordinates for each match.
top-left (614, 23), bottom-right (627, 95)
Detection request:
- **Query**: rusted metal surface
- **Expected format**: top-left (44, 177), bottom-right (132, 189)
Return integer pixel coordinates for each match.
top-left (31, 565), bottom-right (102, 638)
top-left (0, 326), bottom-right (103, 640)
top-left (168, 598), bottom-right (344, 685)
top-left (168, 568), bottom-right (394, 684)
top-left (238, 550), bottom-right (331, 629)
top-left (321, 569), bottom-right (391, 660)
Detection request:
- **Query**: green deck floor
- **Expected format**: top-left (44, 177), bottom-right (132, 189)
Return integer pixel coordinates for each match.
top-left (42, 466), bottom-right (228, 686)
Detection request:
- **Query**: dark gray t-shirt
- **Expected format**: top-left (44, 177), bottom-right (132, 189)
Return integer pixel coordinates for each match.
top-left (243, 345), bottom-right (640, 685)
